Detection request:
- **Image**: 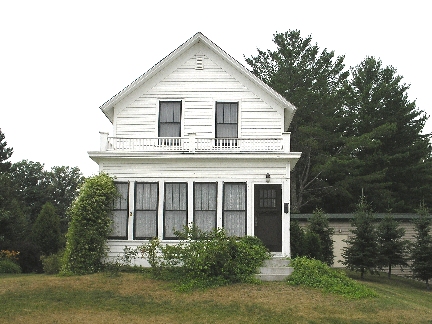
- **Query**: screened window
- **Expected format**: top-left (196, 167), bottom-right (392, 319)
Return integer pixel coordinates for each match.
top-left (223, 183), bottom-right (246, 237)
top-left (110, 182), bottom-right (129, 239)
top-left (159, 101), bottom-right (181, 138)
top-left (134, 183), bottom-right (158, 239)
top-left (194, 183), bottom-right (217, 232)
top-left (164, 183), bottom-right (187, 239)
top-left (216, 102), bottom-right (238, 139)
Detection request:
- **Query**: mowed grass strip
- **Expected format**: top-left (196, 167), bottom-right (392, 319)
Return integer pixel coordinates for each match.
top-left (1, 272), bottom-right (432, 323)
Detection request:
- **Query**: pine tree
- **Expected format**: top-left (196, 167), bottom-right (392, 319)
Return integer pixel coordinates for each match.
top-left (308, 209), bottom-right (334, 265)
top-left (342, 197), bottom-right (379, 279)
top-left (377, 214), bottom-right (409, 278)
top-left (246, 30), bottom-right (350, 212)
top-left (343, 57), bottom-right (432, 211)
top-left (411, 204), bottom-right (432, 289)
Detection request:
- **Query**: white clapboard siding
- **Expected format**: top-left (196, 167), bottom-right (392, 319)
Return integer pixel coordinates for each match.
top-left (101, 158), bottom-right (289, 181)
top-left (114, 50), bottom-right (283, 139)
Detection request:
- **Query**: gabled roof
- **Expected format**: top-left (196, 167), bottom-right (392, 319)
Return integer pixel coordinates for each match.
top-left (100, 32), bottom-right (296, 129)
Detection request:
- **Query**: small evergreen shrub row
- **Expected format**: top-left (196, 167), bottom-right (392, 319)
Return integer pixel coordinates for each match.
top-left (288, 257), bottom-right (377, 299)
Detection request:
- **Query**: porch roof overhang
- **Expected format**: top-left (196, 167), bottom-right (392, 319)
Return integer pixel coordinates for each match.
top-left (88, 150), bottom-right (302, 170)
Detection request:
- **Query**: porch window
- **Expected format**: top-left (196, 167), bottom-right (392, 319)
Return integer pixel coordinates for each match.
top-left (159, 101), bottom-right (181, 138)
top-left (110, 182), bottom-right (129, 239)
top-left (134, 182), bottom-right (158, 239)
top-left (216, 102), bottom-right (238, 145)
top-left (194, 183), bottom-right (217, 232)
top-left (164, 183), bottom-right (187, 239)
top-left (223, 182), bottom-right (246, 237)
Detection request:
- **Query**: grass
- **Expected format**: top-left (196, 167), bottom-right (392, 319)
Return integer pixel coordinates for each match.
top-left (1, 271), bottom-right (432, 323)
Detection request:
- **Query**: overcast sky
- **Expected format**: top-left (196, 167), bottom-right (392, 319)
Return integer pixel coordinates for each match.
top-left (1, 0), bottom-right (430, 176)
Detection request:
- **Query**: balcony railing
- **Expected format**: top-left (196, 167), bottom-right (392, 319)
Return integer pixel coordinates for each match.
top-left (99, 132), bottom-right (291, 153)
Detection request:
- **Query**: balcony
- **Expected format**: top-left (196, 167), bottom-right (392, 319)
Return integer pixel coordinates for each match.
top-left (99, 132), bottom-right (291, 154)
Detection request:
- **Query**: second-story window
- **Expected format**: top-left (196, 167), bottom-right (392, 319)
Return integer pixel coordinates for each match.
top-left (216, 102), bottom-right (238, 139)
top-left (159, 101), bottom-right (181, 137)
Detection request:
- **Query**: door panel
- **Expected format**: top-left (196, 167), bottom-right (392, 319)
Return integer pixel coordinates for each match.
top-left (254, 184), bottom-right (282, 252)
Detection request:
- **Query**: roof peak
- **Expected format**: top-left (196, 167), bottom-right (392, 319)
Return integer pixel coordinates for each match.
top-left (99, 32), bottom-right (296, 124)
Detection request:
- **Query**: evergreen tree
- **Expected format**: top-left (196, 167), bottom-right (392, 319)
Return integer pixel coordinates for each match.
top-left (304, 230), bottom-right (322, 261)
top-left (411, 204), bottom-right (432, 289)
top-left (246, 30), bottom-right (350, 212)
top-left (308, 209), bottom-right (334, 265)
top-left (341, 57), bottom-right (432, 211)
top-left (0, 134), bottom-right (28, 249)
top-left (0, 128), bottom-right (13, 173)
top-left (290, 220), bottom-right (305, 258)
top-left (32, 202), bottom-right (61, 255)
top-left (377, 214), bottom-right (409, 278)
top-left (342, 197), bottom-right (379, 279)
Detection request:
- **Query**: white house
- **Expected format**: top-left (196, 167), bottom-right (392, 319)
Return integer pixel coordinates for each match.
top-left (88, 32), bottom-right (301, 264)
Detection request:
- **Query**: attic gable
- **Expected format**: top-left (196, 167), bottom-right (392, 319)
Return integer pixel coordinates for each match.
top-left (100, 32), bottom-right (296, 130)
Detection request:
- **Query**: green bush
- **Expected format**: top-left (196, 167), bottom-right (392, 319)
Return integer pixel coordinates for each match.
top-left (288, 257), bottom-right (377, 299)
top-left (41, 251), bottom-right (63, 274)
top-left (0, 259), bottom-right (21, 274)
top-left (32, 202), bottom-right (62, 255)
top-left (138, 225), bottom-right (271, 289)
top-left (12, 241), bottom-right (42, 273)
top-left (61, 173), bottom-right (117, 275)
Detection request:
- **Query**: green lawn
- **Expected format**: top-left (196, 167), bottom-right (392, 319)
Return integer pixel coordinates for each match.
top-left (1, 271), bottom-right (431, 323)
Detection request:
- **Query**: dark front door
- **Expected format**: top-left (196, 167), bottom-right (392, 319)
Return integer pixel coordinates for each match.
top-left (254, 184), bottom-right (282, 252)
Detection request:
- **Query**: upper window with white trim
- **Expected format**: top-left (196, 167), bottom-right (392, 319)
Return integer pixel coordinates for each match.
top-left (216, 102), bottom-right (238, 139)
top-left (159, 101), bottom-right (181, 137)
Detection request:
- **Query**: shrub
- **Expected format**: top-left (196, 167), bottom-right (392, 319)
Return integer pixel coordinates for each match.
top-left (308, 208), bottom-right (334, 265)
top-left (41, 251), bottom-right (63, 274)
top-left (0, 249), bottom-right (19, 262)
top-left (290, 220), bottom-right (305, 258)
top-left (61, 173), bottom-right (117, 275)
top-left (0, 259), bottom-right (21, 273)
top-left (11, 241), bottom-right (42, 273)
top-left (137, 225), bottom-right (271, 289)
top-left (288, 257), bottom-right (377, 299)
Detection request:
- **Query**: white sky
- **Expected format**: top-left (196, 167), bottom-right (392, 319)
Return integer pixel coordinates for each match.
top-left (1, 0), bottom-right (430, 176)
